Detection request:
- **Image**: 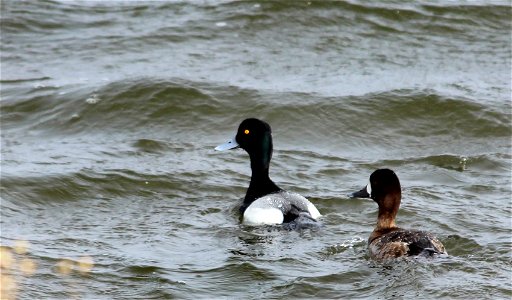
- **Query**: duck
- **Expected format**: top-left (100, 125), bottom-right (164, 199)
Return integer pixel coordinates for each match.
top-left (351, 168), bottom-right (447, 260)
top-left (215, 118), bottom-right (321, 226)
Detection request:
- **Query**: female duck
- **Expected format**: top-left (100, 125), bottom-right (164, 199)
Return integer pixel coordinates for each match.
top-left (215, 118), bottom-right (321, 226)
top-left (352, 169), bottom-right (446, 260)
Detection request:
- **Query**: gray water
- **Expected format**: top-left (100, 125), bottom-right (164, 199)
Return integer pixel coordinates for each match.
top-left (1, 1), bottom-right (511, 299)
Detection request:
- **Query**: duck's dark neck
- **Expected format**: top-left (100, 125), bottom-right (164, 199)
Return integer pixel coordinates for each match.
top-left (240, 148), bottom-right (281, 213)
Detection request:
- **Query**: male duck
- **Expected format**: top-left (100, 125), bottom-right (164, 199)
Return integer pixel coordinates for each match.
top-left (215, 118), bottom-right (321, 226)
top-left (352, 169), bottom-right (447, 260)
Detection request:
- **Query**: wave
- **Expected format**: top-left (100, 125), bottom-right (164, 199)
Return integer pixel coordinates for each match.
top-left (3, 78), bottom-right (509, 141)
top-left (2, 1), bottom-right (509, 37)
top-left (2, 78), bottom-right (223, 136)
top-left (0, 167), bottom-right (196, 208)
top-left (355, 153), bottom-right (510, 173)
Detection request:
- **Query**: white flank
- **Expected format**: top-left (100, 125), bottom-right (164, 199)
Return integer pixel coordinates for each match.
top-left (307, 202), bottom-right (322, 219)
top-left (243, 207), bottom-right (284, 225)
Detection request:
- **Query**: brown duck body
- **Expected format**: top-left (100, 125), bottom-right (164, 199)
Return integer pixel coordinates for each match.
top-left (368, 227), bottom-right (446, 260)
top-left (353, 169), bottom-right (447, 260)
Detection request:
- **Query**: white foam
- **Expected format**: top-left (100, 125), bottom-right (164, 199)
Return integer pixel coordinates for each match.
top-left (85, 94), bottom-right (100, 104)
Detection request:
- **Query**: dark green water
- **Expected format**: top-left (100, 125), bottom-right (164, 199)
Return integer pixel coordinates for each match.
top-left (1, 1), bottom-right (511, 299)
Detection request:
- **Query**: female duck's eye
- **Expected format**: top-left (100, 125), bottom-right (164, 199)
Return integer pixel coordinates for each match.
top-left (244, 129), bottom-right (250, 135)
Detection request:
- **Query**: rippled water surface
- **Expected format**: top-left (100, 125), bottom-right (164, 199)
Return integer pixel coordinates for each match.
top-left (1, 1), bottom-right (511, 299)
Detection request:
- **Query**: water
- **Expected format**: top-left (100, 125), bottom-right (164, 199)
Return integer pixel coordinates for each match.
top-left (1, 0), bottom-right (511, 299)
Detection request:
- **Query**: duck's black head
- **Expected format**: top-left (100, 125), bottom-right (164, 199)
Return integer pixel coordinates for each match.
top-left (236, 118), bottom-right (272, 163)
top-left (216, 118), bottom-right (274, 170)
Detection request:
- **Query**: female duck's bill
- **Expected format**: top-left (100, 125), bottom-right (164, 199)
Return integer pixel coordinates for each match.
top-left (351, 181), bottom-right (371, 198)
top-left (351, 169), bottom-right (447, 260)
top-left (215, 118), bottom-right (321, 227)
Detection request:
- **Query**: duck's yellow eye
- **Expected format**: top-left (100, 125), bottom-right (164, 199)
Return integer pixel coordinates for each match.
top-left (244, 129), bottom-right (250, 135)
